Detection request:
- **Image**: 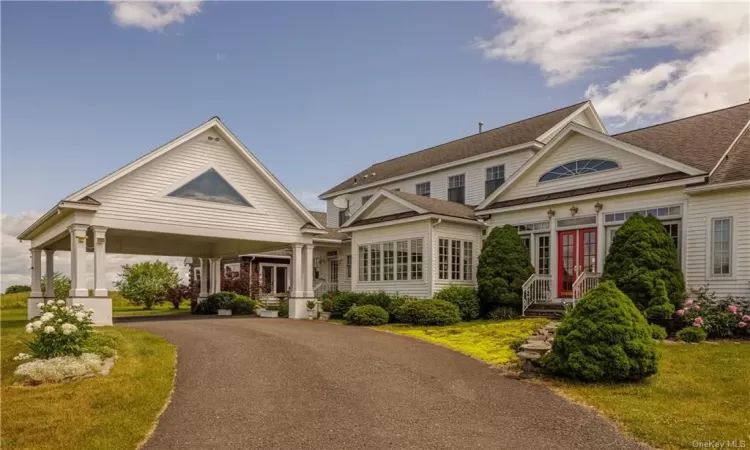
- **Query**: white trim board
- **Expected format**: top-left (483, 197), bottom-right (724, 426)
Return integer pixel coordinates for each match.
top-left (342, 189), bottom-right (427, 228)
top-left (478, 123), bottom-right (706, 209)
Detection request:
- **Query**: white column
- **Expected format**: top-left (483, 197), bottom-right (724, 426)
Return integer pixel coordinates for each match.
top-left (596, 210), bottom-right (606, 274)
top-left (303, 244), bottom-right (315, 298)
top-left (199, 258), bottom-right (209, 301)
top-left (548, 212), bottom-right (558, 299)
top-left (288, 243), bottom-right (307, 319)
top-left (27, 249), bottom-right (44, 319)
top-left (209, 258), bottom-right (222, 294)
top-left (92, 226), bottom-right (108, 297)
top-left (44, 249), bottom-right (55, 298)
top-left (68, 224), bottom-right (89, 298)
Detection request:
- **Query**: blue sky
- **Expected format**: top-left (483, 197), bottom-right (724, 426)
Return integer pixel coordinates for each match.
top-left (2, 1), bottom-right (667, 216)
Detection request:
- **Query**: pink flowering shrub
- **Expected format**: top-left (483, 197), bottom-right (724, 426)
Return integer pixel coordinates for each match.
top-left (680, 286), bottom-right (750, 338)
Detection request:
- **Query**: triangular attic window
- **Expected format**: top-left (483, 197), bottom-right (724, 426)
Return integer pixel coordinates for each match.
top-left (168, 168), bottom-right (251, 207)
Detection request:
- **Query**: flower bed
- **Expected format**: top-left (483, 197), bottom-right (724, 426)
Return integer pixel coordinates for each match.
top-left (676, 287), bottom-right (750, 338)
top-left (14, 353), bottom-right (107, 385)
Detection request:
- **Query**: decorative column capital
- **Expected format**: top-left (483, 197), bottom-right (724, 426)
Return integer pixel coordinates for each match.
top-left (44, 248), bottom-right (55, 257)
top-left (292, 243), bottom-right (304, 250)
top-left (68, 224), bottom-right (89, 238)
top-left (91, 225), bottom-right (108, 236)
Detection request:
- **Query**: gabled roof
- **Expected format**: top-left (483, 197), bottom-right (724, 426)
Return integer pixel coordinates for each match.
top-left (709, 127), bottom-right (750, 185)
top-left (614, 102), bottom-right (750, 173)
top-left (344, 189), bottom-right (477, 228)
top-left (307, 210), bottom-right (349, 241)
top-left (66, 116), bottom-right (325, 231)
top-left (321, 101), bottom-right (589, 197)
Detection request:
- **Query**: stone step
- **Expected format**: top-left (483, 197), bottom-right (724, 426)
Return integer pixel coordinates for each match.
top-left (531, 303), bottom-right (566, 311)
top-left (525, 310), bottom-right (564, 318)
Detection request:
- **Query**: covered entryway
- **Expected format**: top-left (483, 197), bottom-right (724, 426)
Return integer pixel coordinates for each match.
top-left (18, 117), bottom-right (328, 324)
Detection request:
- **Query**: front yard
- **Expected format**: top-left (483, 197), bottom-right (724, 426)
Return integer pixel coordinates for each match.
top-left (0, 309), bottom-right (176, 450)
top-left (377, 318), bottom-right (750, 449)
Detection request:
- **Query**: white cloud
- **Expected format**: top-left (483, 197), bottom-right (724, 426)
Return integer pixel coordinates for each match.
top-left (296, 191), bottom-right (326, 212)
top-left (1, 212), bottom-right (187, 293)
top-left (109, 1), bottom-right (202, 32)
top-left (477, 0), bottom-right (749, 125)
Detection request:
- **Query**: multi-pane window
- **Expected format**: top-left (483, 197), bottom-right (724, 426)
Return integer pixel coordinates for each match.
top-left (361, 195), bottom-right (373, 205)
top-left (485, 165), bottom-right (505, 197)
top-left (370, 244), bottom-right (381, 281)
top-left (396, 240), bottom-right (409, 280)
top-left (415, 182), bottom-right (431, 197)
top-left (537, 235), bottom-right (550, 275)
top-left (411, 239), bottom-right (423, 280)
top-left (539, 159), bottom-right (619, 182)
top-left (712, 218), bottom-right (732, 276)
top-left (338, 208), bottom-right (349, 227)
top-left (605, 205), bottom-right (681, 223)
top-left (439, 239), bottom-right (449, 280)
top-left (448, 174), bottom-right (465, 204)
top-left (346, 255), bottom-right (352, 279)
top-left (451, 240), bottom-right (462, 280)
top-left (438, 239), bottom-right (474, 281)
top-left (383, 242), bottom-right (394, 281)
top-left (358, 246), bottom-right (368, 281)
top-left (463, 242), bottom-right (473, 281)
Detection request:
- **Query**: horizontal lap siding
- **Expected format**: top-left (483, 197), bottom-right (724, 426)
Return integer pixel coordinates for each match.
top-left (326, 149), bottom-right (535, 227)
top-left (338, 246), bottom-right (352, 292)
top-left (686, 189), bottom-right (750, 298)
top-left (501, 134), bottom-right (674, 201)
top-left (363, 198), bottom-right (412, 219)
top-left (432, 222), bottom-right (482, 292)
top-left (351, 221), bottom-right (431, 298)
top-left (91, 131), bottom-right (306, 237)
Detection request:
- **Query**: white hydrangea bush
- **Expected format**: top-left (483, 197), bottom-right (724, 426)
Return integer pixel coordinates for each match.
top-left (25, 300), bottom-right (94, 358)
top-left (14, 353), bottom-right (104, 384)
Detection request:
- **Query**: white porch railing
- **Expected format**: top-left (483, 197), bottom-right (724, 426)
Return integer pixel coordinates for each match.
top-left (313, 281), bottom-right (338, 298)
top-left (522, 274), bottom-right (553, 316)
top-left (572, 272), bottom-right (601, 301)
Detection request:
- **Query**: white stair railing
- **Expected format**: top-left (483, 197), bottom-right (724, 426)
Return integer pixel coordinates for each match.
top-left (522, 274), bottom-right (553, 316)
top-left (313, 281), bottom-right (338, 298)
top-left (572, 272), bottom-right (600, 301)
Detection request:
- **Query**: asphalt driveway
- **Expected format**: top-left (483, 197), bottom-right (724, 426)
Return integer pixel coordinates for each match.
top-left (126, 317), bottom-right (643, 450)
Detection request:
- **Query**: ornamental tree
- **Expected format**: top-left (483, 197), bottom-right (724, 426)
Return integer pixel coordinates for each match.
top-left (543, 281), bottom-right (659, 382)
top-left (476, 225), bottom-right (534, 316)
top-left (115, 261), bottom-right (179, 309)
top-left (601, 213), bottom-right (685, 311)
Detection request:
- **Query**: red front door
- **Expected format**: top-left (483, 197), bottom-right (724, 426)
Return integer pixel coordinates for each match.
top-left (558, 228), bottom-right (597, 298)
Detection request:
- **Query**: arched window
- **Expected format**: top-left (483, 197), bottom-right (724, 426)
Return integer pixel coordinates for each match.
top-left (539, 159), bottom-right (619, 182)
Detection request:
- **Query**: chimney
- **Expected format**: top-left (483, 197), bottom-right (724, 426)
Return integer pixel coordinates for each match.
top-left (478, 121), bottom-right (484, 133)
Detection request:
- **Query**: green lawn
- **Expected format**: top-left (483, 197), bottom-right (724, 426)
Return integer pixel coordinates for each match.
top-left (378, 318), bottom-right (549, 365)
top-left (547, 341), bottom-right (750, 449)
top-left (0, 308), bottom-right (177, 450)
top-left (1, 291), bottom-right (191, 317)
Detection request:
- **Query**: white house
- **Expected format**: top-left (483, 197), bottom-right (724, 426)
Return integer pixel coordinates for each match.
top-left (315, 101), bottom-right (750, 314)
top-left (18, 102), bottom-right (750, 323)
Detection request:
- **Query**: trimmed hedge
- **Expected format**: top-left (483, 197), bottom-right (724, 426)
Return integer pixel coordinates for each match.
top-left (434, 285), bottom-right (480, 321)
top-left (542, 281), bottom-right (658, 382)
top-left (395, 299), bottom-right (461, 326)
top-left (193, 292), bottom-right (259, 315)
top-left (344, 305), bottom-right (389, 326)
top-left (650, 324), bottom-right (668, 341)
top-left (330, 291), bottom-right (403, 321)
top-left (677, 326), bottom-right (707, 343)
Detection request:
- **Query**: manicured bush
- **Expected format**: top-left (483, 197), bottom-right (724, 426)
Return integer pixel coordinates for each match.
top-left (434, 285), bottom-right (480, 321)
top-left (320, 297), bottom-right (334, 313)
top-left (650, 324), bottom-right (667, 341)
top-left (678, 286), bottom-right (750, 337)
top-left (542, 281), bottom-right (658, 382)
top-left (644, 280), bottom-right (675, 319)
top-left (232, 295), bottom-right (260, 315)
top-left (486, 306), bottom-right (519, 321)
top-left (25, 301), bottom-right (94, 358)
top-left (601, 214), bottom-right (685, 311)
top-left (344, 305), bottom-right (389, 326)
top-left (477, 225), bottom-right (534, 316)
top-left (5, 285), bottom-right (30, 294)
top-left (330, 291), bottom-right (400, 319)
top-left (395, 299), bottom-right (461, 326)
top-left (676, 326), bottom-right (707, 343)
top-left (193, 292), bottom-right (237, 315)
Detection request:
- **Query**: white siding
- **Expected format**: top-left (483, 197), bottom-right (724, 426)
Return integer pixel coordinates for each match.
top-left (432, 222), bottom-right (482, 292)
top-left (338, 246), bottom-right (352, 292)
top-left (500, 134), bottom-right (674, 202)
top-left (325, 149), bottom-right (535, 227)
top-left (686, 189), bottom-right (750, 298)
top-left (91, 130), bottom-right (307, 238)
top-left (362, 198), bottom-right (413, 219)
top-left (538, 109), bottom-right (598, 144)
top-left (350, 221), bottom-right (432, 298)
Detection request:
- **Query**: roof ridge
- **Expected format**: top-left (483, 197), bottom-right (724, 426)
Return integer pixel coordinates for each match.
top-left (613, 102), bottom-right (750, 137)
top-left (369, 101), bottom-right (589, 168)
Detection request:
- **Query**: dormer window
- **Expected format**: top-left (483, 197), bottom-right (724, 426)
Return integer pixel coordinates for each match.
top-left (539, 159), bottom-right (619, 182)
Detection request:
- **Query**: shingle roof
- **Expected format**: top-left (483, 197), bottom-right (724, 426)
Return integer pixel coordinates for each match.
top-left (307, 210), bottom-right (349, 241)
top-left (321, 102), bottom-right (587, 196)
top-left (389, 190), bottom-right (476, 220)
top-left (482, 173), bottom-right (693, 210)
top-left (710, 127), bottom-right (750, 184)
top-left (614, 102), bottom-right (750, 172)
